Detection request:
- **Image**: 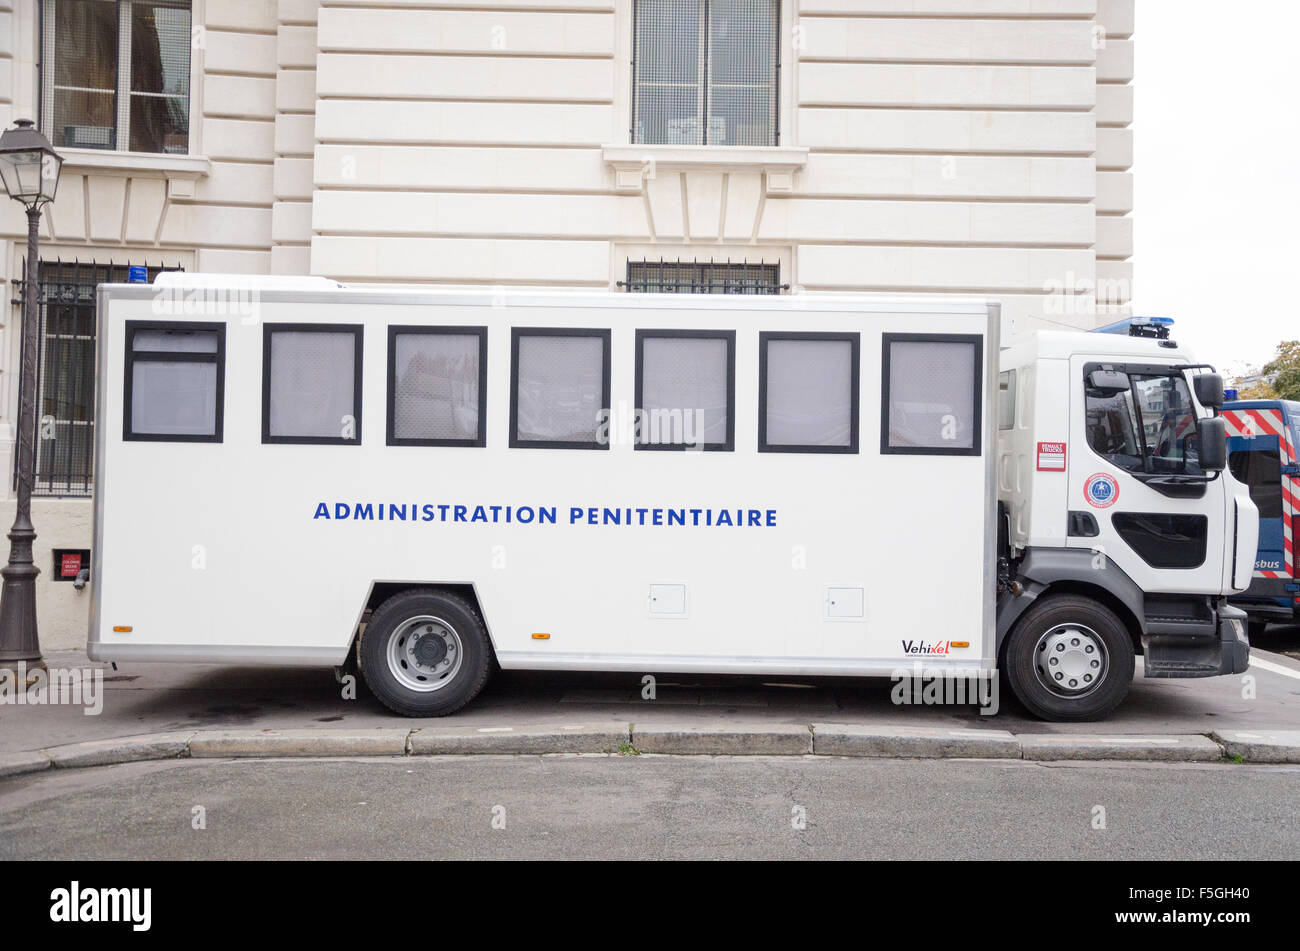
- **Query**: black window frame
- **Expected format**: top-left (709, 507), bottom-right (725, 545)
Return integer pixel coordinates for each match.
top-left (386, 325), bottom-right (488, 448)
top-left (758, 330), bottom-right (860, 455)
top-left (509, 327), bottom-right (612, 451)
top-left (261, 322), bottom-right (364, 446)
top-left (634, 328), bottom-right (735, 452)
top-left (122, 319), bottom-right (225, 443)
top-left (880, 332), bottom-right (983, 457)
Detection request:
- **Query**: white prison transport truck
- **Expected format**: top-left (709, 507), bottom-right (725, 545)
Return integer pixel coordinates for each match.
top-left (88, 276), bottom-right (1256, 721)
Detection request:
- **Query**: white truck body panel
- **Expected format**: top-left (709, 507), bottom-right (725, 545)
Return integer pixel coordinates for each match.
top-left (90, 285), bottom-right (1000, 676)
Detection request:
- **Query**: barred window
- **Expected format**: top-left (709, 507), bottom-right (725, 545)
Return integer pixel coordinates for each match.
top-left (40, 0), bottom-right (192, 154)
top-left (632, 0), bottom-right (781, 147)
top-left (622, 259), bottom-right (784, 294)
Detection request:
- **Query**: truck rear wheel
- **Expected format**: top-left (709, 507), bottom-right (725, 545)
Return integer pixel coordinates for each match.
top-left (1003, 594), bottom-right (1134, 721)
top-left (360, 588), bottom-right (492, 717)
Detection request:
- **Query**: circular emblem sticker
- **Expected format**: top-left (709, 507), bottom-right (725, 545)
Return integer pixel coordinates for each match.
top-left (1084, 472), bottom-right (1120, 509)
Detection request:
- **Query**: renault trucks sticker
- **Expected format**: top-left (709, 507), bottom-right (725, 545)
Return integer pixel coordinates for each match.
top-left (1036, 441), bottom-right (1067, 471)
top-left (1084, 473), bottom-right (1120, 509)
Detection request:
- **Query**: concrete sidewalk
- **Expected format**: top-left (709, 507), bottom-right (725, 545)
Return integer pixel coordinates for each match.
top-left (3, 724), bottom-right (1296, 781)
top-left (2, 647), bottom-right (1300, 777)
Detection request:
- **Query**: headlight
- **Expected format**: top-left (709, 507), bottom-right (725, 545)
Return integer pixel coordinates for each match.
top-left (1229, 618), bottom-right (1245, 639)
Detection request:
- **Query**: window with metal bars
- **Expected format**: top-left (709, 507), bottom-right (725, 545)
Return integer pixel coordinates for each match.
top-left (39, 0), bottom-right (193, 154)
top-left (14, 260), bottom-right (183, 497)
top-left (632, 0), bottom-right (781, 147)
top-left (621, 259), bottom-right (785, 294)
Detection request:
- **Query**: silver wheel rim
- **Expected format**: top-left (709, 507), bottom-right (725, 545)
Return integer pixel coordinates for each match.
top-left (1033, 622), bottom-right (1108, 699)
top-left (386, 615), bottom-right (463, 693)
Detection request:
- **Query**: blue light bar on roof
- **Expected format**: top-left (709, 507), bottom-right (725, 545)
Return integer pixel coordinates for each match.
top-left (1091, 316), bottom-right (1174, 339)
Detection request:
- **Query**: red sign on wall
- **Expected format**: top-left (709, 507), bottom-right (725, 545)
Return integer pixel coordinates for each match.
top-left (60, 552), bottom-right (82, 578)
top-left (1037, 442), bottom-right (1067, 472)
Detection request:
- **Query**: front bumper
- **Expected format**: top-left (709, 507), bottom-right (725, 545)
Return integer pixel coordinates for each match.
top-left (1143, 602), bottom-right (1251, 678)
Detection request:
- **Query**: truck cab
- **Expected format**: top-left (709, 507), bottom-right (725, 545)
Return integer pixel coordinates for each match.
top-left (1221, 399), bottom-right (1300, 634)
top-left (994, 330), bottom-right (1258, 719)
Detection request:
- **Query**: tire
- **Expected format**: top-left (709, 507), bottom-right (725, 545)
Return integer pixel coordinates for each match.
top-left (359, 588), bottom-right (493, 717)
top-left (1003, 594), bottom-right (1135, 722)
top-left (1247, 620), bottom-right (1269, 641)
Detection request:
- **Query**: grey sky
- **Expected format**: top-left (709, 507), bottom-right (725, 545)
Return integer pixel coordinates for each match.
top-left (1132, 0), bottom-right (1300, 378)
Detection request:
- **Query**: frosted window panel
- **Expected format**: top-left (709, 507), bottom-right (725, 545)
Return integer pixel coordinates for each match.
top-left (516, 335), bottom-right (604, 443)
top-left (268, 331), bottom-right (357, 439)
top-left (766, 340), bottom-right (853, 447)
top-left (888, 340), bottom-right (977, 449)
top-left (393, 333), bottom-right (481, 441)
top-left (132, 361), bottom-right (217, 435)
top-left (133, 329), bottom-right (218, 353)
top-left (641, 337), bottom-right (728, 445)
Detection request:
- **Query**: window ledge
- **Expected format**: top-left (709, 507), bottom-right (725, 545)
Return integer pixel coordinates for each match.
top-left (602, 144), bottom-right (809, 192)
top-left (57, 149), bottom-right (212, 181)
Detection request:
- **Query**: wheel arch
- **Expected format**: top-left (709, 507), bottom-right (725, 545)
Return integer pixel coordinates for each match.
top-left (353, 581), bottom-right (495, 656)
top-left (998, 548), bottom-right (1146, 658)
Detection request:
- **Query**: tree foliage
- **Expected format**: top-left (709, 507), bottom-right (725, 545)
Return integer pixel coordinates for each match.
top-left (1265, 340), bottom-right (1300, 401)
top-left (1237, 341), bottom-right (1300, 401)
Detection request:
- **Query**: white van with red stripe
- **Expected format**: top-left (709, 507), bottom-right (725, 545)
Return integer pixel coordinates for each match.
top-left (1222, 400), bottom-right (1300, 633)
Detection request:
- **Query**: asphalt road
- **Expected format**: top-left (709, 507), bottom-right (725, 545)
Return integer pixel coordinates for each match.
top-left (1, 755), bottom-right (1296, 860)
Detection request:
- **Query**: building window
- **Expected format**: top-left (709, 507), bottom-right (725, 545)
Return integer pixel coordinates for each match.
top-left (622, 259), bottom-right (784, 294)
top-left (632, 0), bottom-right (781, 146)
top-left (262, 324), bottom-right (364, 445)
top-left (759, 332), bottom-right (859, 454)
top-left (510, 328), bottom-right (611, 450)
top-left (387, 326), bottom-right (488, 447)
top-left (40, 0), bottom-right (193, 154)
top-left (635, 330), bottom-right (735, 451)
top-left (882, 333), bottom-right (983, 456)
top-left (123, 322), bottom-right (224, 442)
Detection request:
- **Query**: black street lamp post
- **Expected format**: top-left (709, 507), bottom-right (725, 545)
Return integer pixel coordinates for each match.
top-left (0, 119), bottom-right (62, 677)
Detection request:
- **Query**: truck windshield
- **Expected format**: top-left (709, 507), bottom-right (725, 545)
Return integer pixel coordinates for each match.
top-left (1086, 372), bottom-right (1204, 476)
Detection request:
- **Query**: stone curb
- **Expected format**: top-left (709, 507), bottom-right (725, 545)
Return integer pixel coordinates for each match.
top-left (409, 725), bottom-right (630, 755)
top-left (631, 723), bottom-right (813, 755)
top-left (1019, 734), bottom-right (1223, 762)
top-left (812, 723), bottom-right (1022, 759)
top-left (9, 725), bottom-right (1300, 778)
top-left (0, 749), bottom-right (53, 779)
top-left (187, 729), bottom-right (411, 758)
top-left (41, 731), bottom-right (196, 769)
top-left (1211, 730), bottom-right (1300, 764)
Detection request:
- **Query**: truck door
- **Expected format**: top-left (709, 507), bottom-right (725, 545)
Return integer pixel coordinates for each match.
top-left (1224, 409), bottom-right (1293, 579)
top-left (1068, 358), bottom-right (1226, 594)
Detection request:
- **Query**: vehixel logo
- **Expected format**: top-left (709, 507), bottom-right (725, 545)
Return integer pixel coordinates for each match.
top-left (901, 640), bottom-right (951, 655)
top-left (49, 882), bottom-right (151, 932)
top-left (1255, 559), bottom-right (1283, 570)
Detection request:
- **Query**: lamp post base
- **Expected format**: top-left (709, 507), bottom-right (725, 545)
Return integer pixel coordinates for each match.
top-left (0, 522), bottom-right (43, 675)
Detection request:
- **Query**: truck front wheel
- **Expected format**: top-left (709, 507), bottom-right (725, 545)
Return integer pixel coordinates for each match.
top-left (1003, 594), bottom-right (1135, 721)
top-left (360, 588), bottom-right (493, 717)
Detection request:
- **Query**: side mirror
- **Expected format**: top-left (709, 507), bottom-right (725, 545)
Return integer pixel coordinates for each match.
top-left (1087, 369), bottom-right (1130, 396)
top-left (1193, 373), bottom-right (1225, 409)
top-left (1198, 416), bottom-right (1227, 471)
